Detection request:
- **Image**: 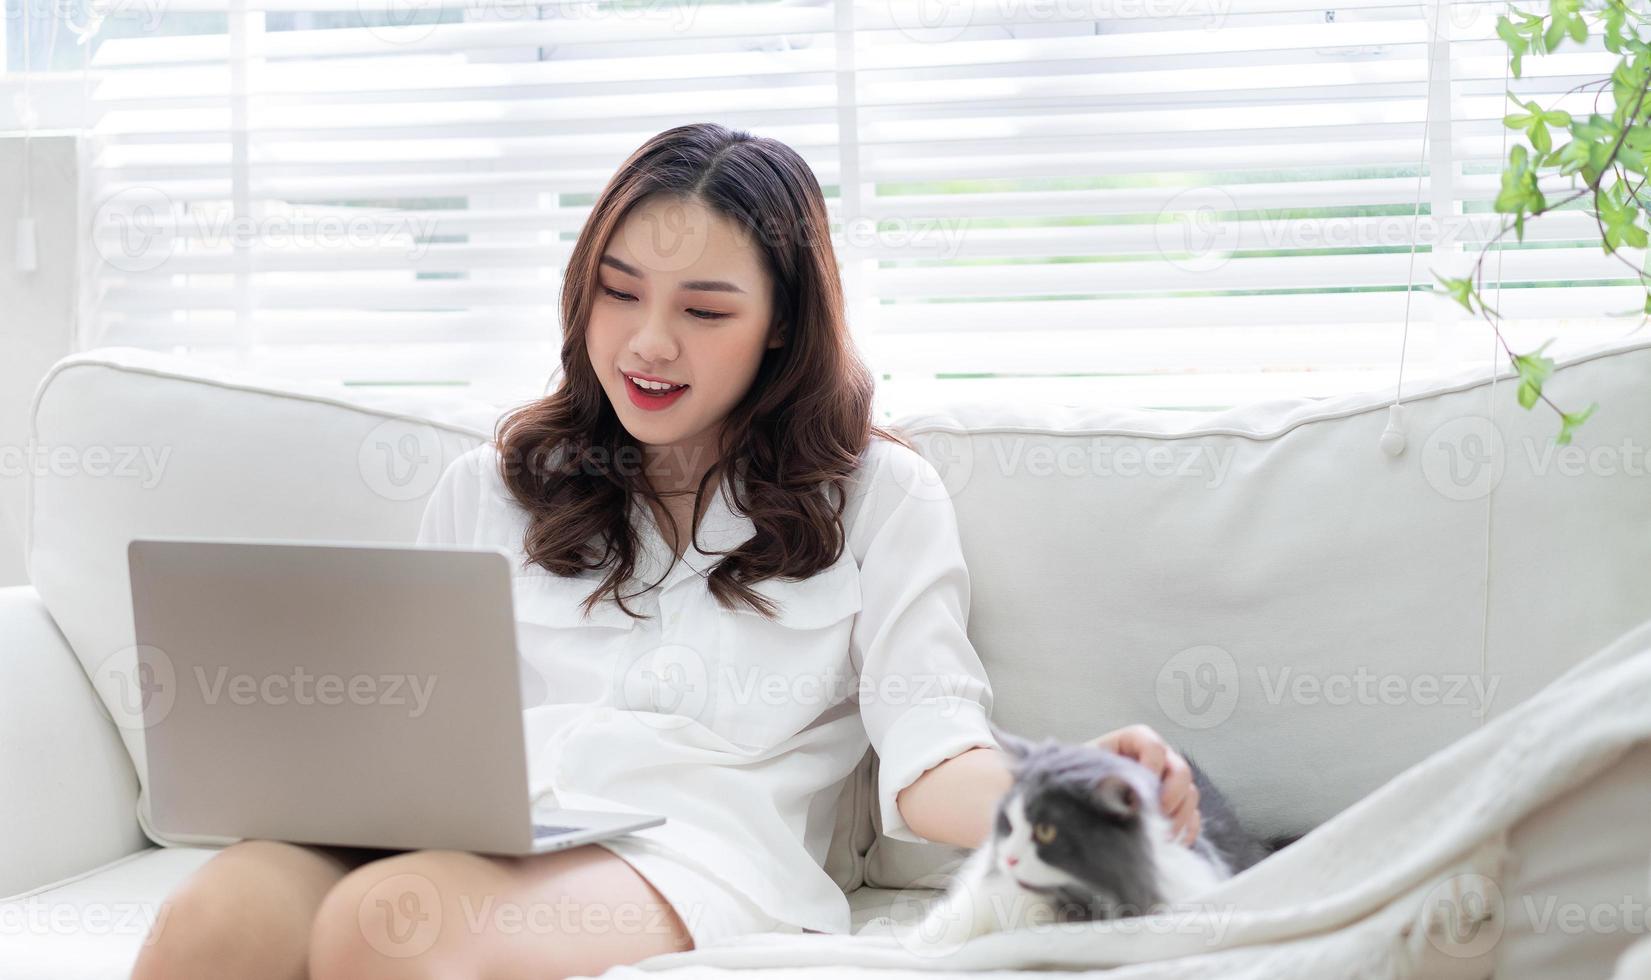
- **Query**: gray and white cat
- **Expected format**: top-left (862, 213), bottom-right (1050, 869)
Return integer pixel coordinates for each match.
top-left (905, 724), bottom-right (1275, 945)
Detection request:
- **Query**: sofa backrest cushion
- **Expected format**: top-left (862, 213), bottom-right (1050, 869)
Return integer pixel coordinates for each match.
top-left (860, 335), bottom-right (1651, 887)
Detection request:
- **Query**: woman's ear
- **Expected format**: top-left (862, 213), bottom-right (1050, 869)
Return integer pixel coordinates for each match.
top-left (767, 320), bottom-right (787, 349)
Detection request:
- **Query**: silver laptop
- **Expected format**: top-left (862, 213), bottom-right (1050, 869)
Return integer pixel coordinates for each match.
top-left (128, 536), bottom-right (665, 855)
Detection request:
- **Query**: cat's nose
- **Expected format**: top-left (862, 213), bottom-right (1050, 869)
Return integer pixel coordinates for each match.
top-left (1004, 856), bottom-right (1019, 867)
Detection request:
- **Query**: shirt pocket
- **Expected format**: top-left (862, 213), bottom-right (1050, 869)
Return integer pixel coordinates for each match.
top-left (705, 551), bottom-right (864, 750)
top-left (512, 570), bottom-right (641, 630)
top-left (511, 569), bottom-right (639, 710)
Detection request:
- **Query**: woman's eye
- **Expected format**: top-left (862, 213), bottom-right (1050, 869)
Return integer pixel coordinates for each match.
top-left (600, 286), bottom-right (724, 321)
top-left (1033, 822), bottom-right (1057, 844)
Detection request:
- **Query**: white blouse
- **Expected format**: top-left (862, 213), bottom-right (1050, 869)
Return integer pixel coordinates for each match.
top-left (415, 435), bottom-right (999, 934)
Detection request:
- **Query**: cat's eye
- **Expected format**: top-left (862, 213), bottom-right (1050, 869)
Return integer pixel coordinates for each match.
top-left (1033, 822), bottom-right (1057, 844)
top-left (995, 811), bottom-right (1011, 836)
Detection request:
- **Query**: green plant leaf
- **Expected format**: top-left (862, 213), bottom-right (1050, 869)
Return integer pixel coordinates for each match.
top-left (1495, 141), bottom-right (1546, 220)
top-left (1611, 61), bottom-right (1639, 122)
top-left (1596, 180), bottom-right (1650, 250)
top-left (1435, 273), bottom-right (1476, 312)
top-left (1527, 10), bottom-right (1551, 55)
top-left (1532, 119), bottom-right (1553, 153)
top-left (1545, 11), bottom-right (1568, 51)
top-left (1605, 2), bottom-right (1626, 52)
top-left (1512, 341), bottom-right (1556, 404)
top-left (1556, 138), bottom-right (1593, 175)
top-left (1556, 402), bottom-right (1598, 444)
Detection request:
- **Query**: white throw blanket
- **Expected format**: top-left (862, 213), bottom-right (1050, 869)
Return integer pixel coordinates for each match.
top-left (587, 616), bottom-right (1651, 980)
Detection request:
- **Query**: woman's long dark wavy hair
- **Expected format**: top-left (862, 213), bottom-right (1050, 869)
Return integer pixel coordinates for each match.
top-left (493, 122), bottom-right (911, 622)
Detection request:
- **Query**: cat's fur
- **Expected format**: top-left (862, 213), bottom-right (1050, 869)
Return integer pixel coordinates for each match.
top-left (905, 723), bottom-right (1275, 945)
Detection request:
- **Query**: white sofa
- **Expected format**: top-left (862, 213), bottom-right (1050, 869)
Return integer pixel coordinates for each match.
top-left (3, 339), bottom-right (1650, 979)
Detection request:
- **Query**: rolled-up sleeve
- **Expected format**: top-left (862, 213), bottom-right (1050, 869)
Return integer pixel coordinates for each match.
top-left (847, 441), bottom-right (999, 844)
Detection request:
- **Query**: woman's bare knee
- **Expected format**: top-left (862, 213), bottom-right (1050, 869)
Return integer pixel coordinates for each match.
top-left (307, 846), bottom-right (693, 980)
top-left (130, 839), bottom-right (358, 980)
top-left (308, 849), bottom-right (503, 980)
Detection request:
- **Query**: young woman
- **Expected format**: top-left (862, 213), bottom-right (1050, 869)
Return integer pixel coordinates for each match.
top-left (131, 123), bottom-right (1202, 980)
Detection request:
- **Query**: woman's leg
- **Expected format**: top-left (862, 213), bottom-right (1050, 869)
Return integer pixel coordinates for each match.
top-left (130, 839), bottom-right (396, 980)
top-left (308, 844), bottom-right (694, 980)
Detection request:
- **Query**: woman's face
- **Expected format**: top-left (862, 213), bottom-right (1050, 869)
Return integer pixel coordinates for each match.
top-left (586, 193), bottom-right (782, 487)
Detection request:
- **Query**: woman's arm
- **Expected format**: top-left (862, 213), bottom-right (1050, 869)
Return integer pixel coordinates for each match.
top-left (895, 725), bottom-right (1203, 850)
top-left (895, 745), bottom-right (1014, 849)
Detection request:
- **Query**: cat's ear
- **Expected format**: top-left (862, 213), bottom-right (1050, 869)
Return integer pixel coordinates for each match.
top-left (988, 718), bottom-right (1034, 760)
top-left (1093, 775), bottom-right (1141, 821)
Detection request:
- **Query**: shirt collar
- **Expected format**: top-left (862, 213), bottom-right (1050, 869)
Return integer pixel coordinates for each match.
top-left (628, 467), bottom-right (758, 585)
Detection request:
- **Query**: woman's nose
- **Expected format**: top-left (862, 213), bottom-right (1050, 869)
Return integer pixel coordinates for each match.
top-left (630, 305), bottom-right (683, 358)
top-left (631, 320), bottom-right (677, 363)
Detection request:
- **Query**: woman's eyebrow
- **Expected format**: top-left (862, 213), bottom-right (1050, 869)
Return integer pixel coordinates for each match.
top-left (600, 253), bottom-right (746, 294)
top-left (678, 278), bottom-right (746, 294)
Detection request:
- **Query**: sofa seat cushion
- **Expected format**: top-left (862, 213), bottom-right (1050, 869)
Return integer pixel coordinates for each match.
top-left (0, 846), bottom-right (216, 980)
top-left (0, 843), bottom-right (920, 976)
top-left (846, 885), bottom-right (939, 936)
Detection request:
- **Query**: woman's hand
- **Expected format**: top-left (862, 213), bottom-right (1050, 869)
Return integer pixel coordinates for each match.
top-left (1088, 724), bottom-right (1200, 846)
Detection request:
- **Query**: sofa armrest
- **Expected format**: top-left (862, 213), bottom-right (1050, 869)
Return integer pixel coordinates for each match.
top-left (0, 586), bottom-right (149, 898)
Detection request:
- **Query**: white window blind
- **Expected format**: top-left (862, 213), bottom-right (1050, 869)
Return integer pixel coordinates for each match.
top-left (77, 0), bottom-right (1635, 414)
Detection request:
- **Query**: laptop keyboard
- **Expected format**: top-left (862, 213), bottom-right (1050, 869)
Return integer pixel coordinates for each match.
top-left (532, 823), bottom-right (579, 838)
